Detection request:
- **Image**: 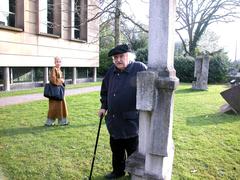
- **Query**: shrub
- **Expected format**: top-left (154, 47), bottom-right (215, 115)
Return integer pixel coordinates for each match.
top-left (174, 56), bottom-right (195, 83)
top-left (136, 49), bottom-right (196, 83)
top-left (208, 53), bottom-right (231, 83)
top-left (98, 49), bottom-right (113, 77)
top-left (174, 54), bottom-right (230, 83)
top-left (98, 47), bottom-right (230, 83)
top-left (135, 47), bottom-right (148, 64)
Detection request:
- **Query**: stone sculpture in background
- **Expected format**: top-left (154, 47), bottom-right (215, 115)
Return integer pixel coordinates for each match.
top-left (192, 55), bottom-right (210, 90)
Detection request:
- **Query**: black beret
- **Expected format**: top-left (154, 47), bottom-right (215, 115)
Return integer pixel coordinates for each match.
top-left (108, 44), bottom-right (131, 57)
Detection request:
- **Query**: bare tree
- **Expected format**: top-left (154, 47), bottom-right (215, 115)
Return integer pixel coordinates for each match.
top-left (100, 0), bottom-right (240, 56)
top-left (176, 0), bottom-right (240, 57)
top-left (114, 0), bottom-right (121, 45)
top-left (198, 30), bottom-right (222, 54)
top-left (98, 0), bottom-right (148, 47)
top-left (36, 0), bottom-right (148, 47)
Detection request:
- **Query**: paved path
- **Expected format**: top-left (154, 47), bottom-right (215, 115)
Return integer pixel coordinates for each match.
top-left (0, 86), bottom-right (101, 107)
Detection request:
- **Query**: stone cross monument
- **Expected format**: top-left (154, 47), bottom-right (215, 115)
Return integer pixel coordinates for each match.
top-left (126, 0), bottom-right (179, 179)
top-left (192, 55), bottom-right (210, 90)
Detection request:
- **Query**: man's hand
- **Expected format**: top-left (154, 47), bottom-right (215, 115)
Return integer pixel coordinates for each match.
top-left (98, 109), bottom-right (106, 118)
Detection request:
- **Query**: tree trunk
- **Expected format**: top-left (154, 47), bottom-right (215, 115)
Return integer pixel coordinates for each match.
top-left (114, 0), bottom-right (121, 46)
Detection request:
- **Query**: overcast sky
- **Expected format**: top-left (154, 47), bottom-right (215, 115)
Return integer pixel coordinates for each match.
top-left (122, 0), bottom-right (240, 61)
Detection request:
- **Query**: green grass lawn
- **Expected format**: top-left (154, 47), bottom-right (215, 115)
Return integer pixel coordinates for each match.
top-left (0, 84), bottom-right (239, 179)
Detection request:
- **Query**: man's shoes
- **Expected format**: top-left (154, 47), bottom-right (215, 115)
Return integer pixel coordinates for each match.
top-left (104, 172), bottom-right (125, 179)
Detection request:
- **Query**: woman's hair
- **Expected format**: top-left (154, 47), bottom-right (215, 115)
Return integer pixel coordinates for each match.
top-left (54, 56), bottom-right (61, 62)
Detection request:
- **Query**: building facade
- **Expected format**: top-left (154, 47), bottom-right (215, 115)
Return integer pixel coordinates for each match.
top-left (0, 0), bottom-right (99, 91)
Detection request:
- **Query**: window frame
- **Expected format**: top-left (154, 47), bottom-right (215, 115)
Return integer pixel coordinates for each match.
top-left (0, 0), bottom-right (24, 32)
top-left (38, 0), bottom-right (61, 38)
top-left (70, 0), bottom-right (88, 42)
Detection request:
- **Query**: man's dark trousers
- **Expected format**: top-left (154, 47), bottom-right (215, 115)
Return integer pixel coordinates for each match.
top-left (110, 136), bottom-right (138, 175)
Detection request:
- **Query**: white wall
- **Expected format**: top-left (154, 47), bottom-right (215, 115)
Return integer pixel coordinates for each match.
top-left (0, 0), bottom-right (99, 67)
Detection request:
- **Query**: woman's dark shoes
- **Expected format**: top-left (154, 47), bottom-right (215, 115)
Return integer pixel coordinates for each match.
top-left (104, 172), bottom-right (125, 179)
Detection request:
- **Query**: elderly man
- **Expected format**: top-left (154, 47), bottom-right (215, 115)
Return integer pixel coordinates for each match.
top-left (98, 44), bottom-right (147, 179)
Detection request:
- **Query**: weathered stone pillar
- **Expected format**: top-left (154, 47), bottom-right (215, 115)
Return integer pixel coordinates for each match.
top-left (126, 0), bottom-right (179, 179)
top-left (43, 67), bottom-right (48, 85)
top-left (93, 67), bottom-right (97, 82)
top-left (3, 67), bottom-right (10, 91)
top-left (192, 55), bottom-right (210, 90)
top-left (72, 67), bottom-right (77, 84)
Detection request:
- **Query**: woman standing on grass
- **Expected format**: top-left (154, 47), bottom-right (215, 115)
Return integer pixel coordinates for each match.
top-left (44, 56), bottom-right (69, 126)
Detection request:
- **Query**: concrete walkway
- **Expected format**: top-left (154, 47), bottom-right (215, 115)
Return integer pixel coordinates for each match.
top-left (0, 86), bottom-right (101, 107)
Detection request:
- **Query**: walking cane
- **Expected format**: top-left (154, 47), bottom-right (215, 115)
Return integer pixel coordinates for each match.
top-left (89, 114), bottom-right (104, 180)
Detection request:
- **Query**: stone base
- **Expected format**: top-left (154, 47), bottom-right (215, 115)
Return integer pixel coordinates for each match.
top-left (192, 81), bottom-right (208, 90)
top-left (126, 152), bottom-right (145, 177)
top-left (126, 145), bottom-right (174, 180)
top-left (219, 104), bottom-right (237, 114)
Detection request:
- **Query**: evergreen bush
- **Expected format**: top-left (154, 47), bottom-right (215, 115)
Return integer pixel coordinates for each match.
top-left (98, 49), bottom-right (113, 77)
top-left (174, 56), bottom-right (195, 82)
top-left (208, 53), bottom-right (230, 83)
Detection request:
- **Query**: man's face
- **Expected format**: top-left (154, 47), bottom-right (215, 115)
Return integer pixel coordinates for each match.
top-left (112, 53), bottom-right (129, 70)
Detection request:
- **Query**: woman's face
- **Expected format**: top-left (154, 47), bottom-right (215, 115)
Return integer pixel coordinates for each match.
top-left (54, 57), bottom-right (61, 68)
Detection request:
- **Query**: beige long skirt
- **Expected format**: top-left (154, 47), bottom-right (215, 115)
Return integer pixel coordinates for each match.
top-left (47, 98), bottom-right (68, 119)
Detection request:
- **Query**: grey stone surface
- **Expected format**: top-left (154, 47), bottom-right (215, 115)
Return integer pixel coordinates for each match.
top-left (145, 142), bottom-right (174, 180)
top-left (219, 103), bottom-right (237, 114)
top-left (126, 0), bottom-right (178, 179)
top-left (126, 152), bottom-right (145, 177)
top-left (192, 55), bottom-right (210, 90)
top-left (126, 142), bottom-right (174, 180)
top-left (138, 111), bottom-right (151, 155)
top-left (149, 77), bottom-right (178, 157)
top-left (148, 1), bottom-right (175, 72)
top-left (137, 71), bottom-right (156, 111)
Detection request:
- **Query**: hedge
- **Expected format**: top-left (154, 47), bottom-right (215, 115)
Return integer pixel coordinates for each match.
top-left (99, 49), bottom-right (231, 83)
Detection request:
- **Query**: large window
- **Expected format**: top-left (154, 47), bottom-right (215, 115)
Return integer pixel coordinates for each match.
top-left (38, 0), bottom-right (61, 36)
top-left (0, 0), bottom-right (15, 26)
top-left (47, 0), bottom-right (54, 34)
top-left (71, 0), bottom-right (87, 41)
top-left (77, 67), bottom-right (93, 78)
top-left (0, 0), bottom-right (24, 29)
top-left (12, 68), bottom-right (33, 83)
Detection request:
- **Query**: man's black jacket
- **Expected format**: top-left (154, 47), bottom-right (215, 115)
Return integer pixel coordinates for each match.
top-left (100, 61), bottom-right (147, 139)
